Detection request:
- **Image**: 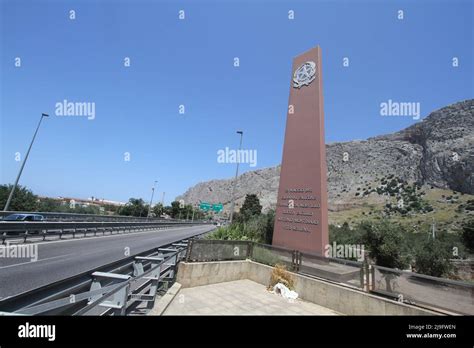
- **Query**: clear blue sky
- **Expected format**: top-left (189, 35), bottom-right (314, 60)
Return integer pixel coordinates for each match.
top-left (1, 0), bottom-right (472, 205)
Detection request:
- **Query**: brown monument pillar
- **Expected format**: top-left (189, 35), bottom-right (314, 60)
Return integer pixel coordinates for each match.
top-left (272, 46), bottom-right (328, 255)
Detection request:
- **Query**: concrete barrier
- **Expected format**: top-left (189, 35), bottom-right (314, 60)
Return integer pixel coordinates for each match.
top-left (177, 260), bottom-right (441, 315)
top-left (177, 260), bottom-right (249, 288)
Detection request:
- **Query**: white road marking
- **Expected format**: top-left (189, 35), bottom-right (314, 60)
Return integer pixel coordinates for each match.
top-left (0, 253), bottom-right (75, 270)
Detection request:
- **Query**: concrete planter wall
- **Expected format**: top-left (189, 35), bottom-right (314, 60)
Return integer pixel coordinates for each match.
top-left (177, 260), bottom-right (441, 316)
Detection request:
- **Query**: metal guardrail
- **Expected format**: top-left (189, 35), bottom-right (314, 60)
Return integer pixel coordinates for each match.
top-left (0, 221), bottom-right (206, 244)
top-left (186, 239), bottom-right (474, 315)
top-left (0, 210), bottom-right (204, 223)
top-left (0, 230), bottom-right (212, 315)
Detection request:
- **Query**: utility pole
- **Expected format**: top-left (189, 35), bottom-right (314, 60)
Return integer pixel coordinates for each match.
top-left (147, 180), bottom-right (158, 219)
top-left (4, 113), bottom-right (49, 211)
top-left (229, 130), bottom-right (243, 224)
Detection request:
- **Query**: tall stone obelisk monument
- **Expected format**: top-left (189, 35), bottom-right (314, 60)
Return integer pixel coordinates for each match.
top-left (272, 46), bottom-right (328, 255)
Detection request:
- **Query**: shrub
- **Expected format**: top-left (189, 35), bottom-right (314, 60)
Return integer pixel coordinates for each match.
top-left (461, 220), bottom-right (474, 253)
top-left (268, 264), bottom-right (295, 290)
top-left (414, 238), bottom-right (453, 277)
top-left (329, 222), bottom-right (364, 245)
top-left (361, 221), bottom-right (410, 269)
top-left (207, 210), bottom-right (275, 244)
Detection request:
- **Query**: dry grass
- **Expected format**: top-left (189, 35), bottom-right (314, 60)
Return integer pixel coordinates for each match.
top-left (268, 264), bottom-right (295, 290)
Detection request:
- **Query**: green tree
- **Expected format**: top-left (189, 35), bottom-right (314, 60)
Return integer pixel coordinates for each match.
top-left (38, 197), bottom-right (61, 212)
top-left (192, 208), bottom-right (205, 220)
top-left (461, 219), bottom-right (474, 253)
top-left (102, 204), bottom-right (120, 214)
top-left (414, 237), bottom-right (453, 277)
top-left (73, 205), bottom-right (101, 215)
top-left (170, 201), bottom-right (181, 218)
top-left (361, 221), bottom-right (410, 269)
top-left (264, 209), bottom-right (275, 244)
top-left (329, 222), bottom-right (364, 246)
top-left (163, 205), bottom-right (173, 217)
top-left (360, 221), bottom-right (411, 293)
top-left (238, 194), bottom-right (262, 223)
top-left (183, 204), bottom-right (194, 220)
top-left (118, 198), bottom-right (148, 217)
top-left (152, 203), bottom-right (164, 217)
top-left (0, 184), bottom-right (38, 211)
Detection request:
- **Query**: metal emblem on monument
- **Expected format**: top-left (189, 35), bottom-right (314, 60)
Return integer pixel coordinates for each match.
top-left (292, 61), bottom-right (316, 88)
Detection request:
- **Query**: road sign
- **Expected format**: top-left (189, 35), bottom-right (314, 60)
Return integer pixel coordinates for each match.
top-left (199, 202), bottom-right (211, 211)
top-left (212, 203), bottom-right (223, 212)
top-left (199, 202), bottom-right (223, 212)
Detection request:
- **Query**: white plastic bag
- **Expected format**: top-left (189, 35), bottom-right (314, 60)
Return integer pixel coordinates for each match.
top-left (272, 283), bottom-right (298, 300)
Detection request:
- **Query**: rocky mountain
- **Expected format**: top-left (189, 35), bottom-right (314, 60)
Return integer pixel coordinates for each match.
top-left (176, 99), bottom-right (474, 213)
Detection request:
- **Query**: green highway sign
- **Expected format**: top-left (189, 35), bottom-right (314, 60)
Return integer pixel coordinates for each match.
top-left (199, 202), bottom-right (223, 212)
top-left (199, 202), bottom-right (211, 211)
top-left (212, 203), bottom-right (223, 212)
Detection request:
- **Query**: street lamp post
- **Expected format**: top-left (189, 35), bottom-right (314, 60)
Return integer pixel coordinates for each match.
top-left (147, 180), bottom-right (158, 219)
top-left (229, 130), bottom-right (243, 224)
top-left (3, 113), bottom-right (49, 212)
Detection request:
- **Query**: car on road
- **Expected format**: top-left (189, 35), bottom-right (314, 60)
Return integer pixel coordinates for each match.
top-left (1, 213), bottom-right (45, 222)
top-left (1, 214), bottom-right (46, 235)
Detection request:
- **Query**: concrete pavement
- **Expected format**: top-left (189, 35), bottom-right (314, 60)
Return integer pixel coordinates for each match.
top-left (163, 279), bottom-right (341, 315)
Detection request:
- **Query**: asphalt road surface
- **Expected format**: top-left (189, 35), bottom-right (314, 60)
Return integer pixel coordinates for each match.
top-left (0, 224), bottom-right (215, 299)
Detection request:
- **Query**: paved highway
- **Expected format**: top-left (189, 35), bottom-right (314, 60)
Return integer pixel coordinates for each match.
top-left (0, 224), bottom-right (215, 299)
